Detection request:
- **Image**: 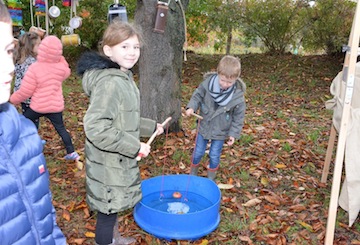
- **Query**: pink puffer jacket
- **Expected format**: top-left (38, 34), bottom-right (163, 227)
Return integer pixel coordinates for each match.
top-left (10, 35), bottom-right (71, 113)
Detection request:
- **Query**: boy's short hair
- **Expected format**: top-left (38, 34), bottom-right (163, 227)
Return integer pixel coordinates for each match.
top-left (217, 55), bottom-right (241, 79)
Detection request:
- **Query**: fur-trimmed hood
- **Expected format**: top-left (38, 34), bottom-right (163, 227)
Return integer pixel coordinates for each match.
top-left (77, 52), bottom-right (133, 98)
top-left (76, 51), bottom-right (120, 76)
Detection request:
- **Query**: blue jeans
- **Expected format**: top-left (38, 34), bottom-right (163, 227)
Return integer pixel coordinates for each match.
top-left (192, 133), bottom-right (224, 169)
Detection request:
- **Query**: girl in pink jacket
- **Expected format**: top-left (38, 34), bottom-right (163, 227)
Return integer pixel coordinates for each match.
top-left (10, 35), bottom-right (79, 161)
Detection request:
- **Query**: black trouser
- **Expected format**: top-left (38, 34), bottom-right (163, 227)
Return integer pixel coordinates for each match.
top-left (23, 107), bottom-right (75, 154)
top-left (21, 103), bottom-right (39, 128)
top-left (95, 212), bottom-right (117, 245)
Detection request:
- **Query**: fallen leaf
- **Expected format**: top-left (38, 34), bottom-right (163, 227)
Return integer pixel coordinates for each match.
top-left (289, 204), bottom-right (306, 212)
top-left (75, 160), bottom-right (83, 170)
top-left (199, 239), bottom-right (209, 245)
top-left (179, 161), bottom-right (186, 169)
top-left (85, 231), bottom-right (95, 238)
top-left (62, 210), bottom-right (71, 221)
top-left (261, 177), bottom-right (269, 186)
top-left (275, 163), bottom-right (287, 169)
top-left (218, 183), bottom-right (234, 189)
top-left (242, 198), bottom-right (262, 207)
top-left (239, 235), bottom-right (253, 243)
top-left (264, 195), bottom-right (280, 205)
top-left (73, 238), bottom-right (86, 244)
top-left (296, 220), bottom-right (314, 232)
top-left (83, 207), bottom-right (90, 218)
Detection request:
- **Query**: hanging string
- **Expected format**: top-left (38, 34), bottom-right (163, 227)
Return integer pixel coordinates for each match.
top-left (159, 122), bottom-right (170, 199)
top-left (183, 116), bottom-right (202, 202)
top-left (73, 0), bottom-right (77, 17)
top-left (177, 0), bottom-right (188, 62)
top-left (30, 0), bottom-right (34, 26)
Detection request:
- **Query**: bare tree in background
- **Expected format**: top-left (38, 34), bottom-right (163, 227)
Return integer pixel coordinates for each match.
top-left (135, 0), bottom-right (189, 132)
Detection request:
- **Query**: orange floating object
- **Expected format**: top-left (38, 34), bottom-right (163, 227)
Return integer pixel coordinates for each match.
top-left (172, 192), bottom-right (182, 199)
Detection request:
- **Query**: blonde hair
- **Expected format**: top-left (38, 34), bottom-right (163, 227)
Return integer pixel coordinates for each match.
top-left (14, 32), bottom-right (40, 64)
top-left (100, 20), bottom-right (143, 55)
top-left (217, 55), bottom-right (241, 79)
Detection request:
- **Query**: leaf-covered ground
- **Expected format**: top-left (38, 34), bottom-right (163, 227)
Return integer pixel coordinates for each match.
top-left (40, 52), bottom-right (360, 244)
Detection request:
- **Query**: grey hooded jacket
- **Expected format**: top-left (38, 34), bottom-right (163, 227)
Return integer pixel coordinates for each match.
top-left (186, 72), bottom-right (246, 140)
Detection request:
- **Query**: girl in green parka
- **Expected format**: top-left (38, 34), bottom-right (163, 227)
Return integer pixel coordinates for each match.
top-left (77, 21), bottom-right (164, 245)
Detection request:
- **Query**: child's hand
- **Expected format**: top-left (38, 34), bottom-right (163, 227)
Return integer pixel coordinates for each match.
top-left (185, 108), bottom-right (194, 117)
top-left (139, 142), bottom-right (151, 158)
top-left (156, 123), bottom-right (164, 135)
top-left (227, 136), bottom-right (235, 146)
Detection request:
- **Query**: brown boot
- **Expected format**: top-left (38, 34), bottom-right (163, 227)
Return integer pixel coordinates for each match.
top-left (113, 218), bottom-right (136, 245)
top-left (190, 163), bottom-right (200, 175)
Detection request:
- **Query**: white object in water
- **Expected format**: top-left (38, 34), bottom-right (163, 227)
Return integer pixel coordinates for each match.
top-left (167, 202), bottom-right (190, 214)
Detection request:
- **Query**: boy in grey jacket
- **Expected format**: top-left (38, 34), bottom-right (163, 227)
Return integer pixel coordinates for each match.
top-left (185, 55), bottom-right (246, 181)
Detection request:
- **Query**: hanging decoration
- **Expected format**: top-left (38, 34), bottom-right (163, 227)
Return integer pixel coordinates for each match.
top-left (49, 0), bottom-right (61, 19)
top-left (35, 0), bottom-right (46, 16)
top-left (61, 34), bottom-right (80, 46)
top-left (68, 0), bottom-right (82, 29)
top-left (153, 1), bottom-right (169, 33)
top-left (61, 0), bottom-right (81, 46)
top-left (7, 0), bottom-right (23, 26)
top-left (62, 0), bottom-right (71, 7)
top-left (108, 0), bottom-right (128, 24)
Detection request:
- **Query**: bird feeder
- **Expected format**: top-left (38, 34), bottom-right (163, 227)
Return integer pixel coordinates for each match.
top-left (153, 1), bottom-right (168, 33)
top-left (108, 0), bottom-right (128, 23)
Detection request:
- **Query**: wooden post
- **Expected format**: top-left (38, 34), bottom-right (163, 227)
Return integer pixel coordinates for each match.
top-left (325, 1), bottom-right (360, 243)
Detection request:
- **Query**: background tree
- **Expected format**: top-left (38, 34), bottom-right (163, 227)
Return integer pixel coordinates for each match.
top-left (135, 0), bottom-right (189, 132)
top-left (185, 0), bottom-right (212, 46)
top-left (207, 0), bottom-right (242, 54)
top-left (240, 0), bottom-right (310, 54)
top-left (185, 0), bottom-right (244, 54)
top-left (301, 0), bottom-right (355, 55)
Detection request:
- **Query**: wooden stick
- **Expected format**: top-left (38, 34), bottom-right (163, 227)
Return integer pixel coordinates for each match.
top-left (321, 124), bottom-right (336, 183)
top-left (136, 117), bottom-right (172, 161)
top-left (191, 112), bottom-right (203, 120)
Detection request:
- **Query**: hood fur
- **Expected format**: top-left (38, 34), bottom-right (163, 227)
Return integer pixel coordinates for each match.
top-left (76, 52), bottom-right (120, 76)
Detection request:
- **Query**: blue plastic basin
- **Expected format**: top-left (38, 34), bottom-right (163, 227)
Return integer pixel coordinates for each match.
top-left (134, 174), bottom-right (221, 241)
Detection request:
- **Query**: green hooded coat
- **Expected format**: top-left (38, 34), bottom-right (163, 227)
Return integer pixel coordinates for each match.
top-left (78, 52), bottom-right (156, 214)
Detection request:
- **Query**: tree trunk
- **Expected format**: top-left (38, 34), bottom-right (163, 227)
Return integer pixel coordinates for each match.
top-left (135, 0), bottom-right (189, 132)
top-left (226, 27), bottom-right (232, 55)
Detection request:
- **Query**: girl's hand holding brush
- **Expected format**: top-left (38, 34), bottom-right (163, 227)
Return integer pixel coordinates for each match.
top-left (139, 142), bottom-right (151, 158)
top-left (136, 117), bottom-right (172, 161)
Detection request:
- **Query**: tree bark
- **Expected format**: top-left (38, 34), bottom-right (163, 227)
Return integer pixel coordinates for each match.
top-left (226, 27), bottom-right (232, 55)
top-left (135, 0), bottom-right (189, 132)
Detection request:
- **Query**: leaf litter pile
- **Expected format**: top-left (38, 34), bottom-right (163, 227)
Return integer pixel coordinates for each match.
top-left (39, 52), bottom-right (360, 244)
